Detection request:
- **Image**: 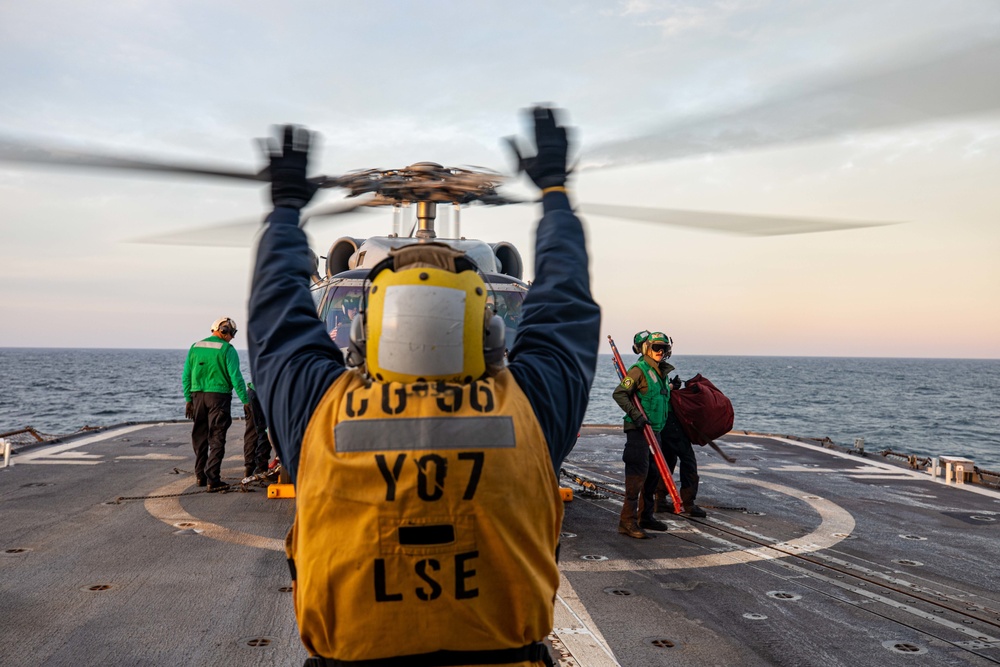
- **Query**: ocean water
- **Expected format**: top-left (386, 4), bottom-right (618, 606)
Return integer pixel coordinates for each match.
top-left (1, 349), bottom-right (998, 469)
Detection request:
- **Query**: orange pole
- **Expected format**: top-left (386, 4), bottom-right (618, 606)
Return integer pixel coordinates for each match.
top-left (608, 335), bottom-right (683, 514)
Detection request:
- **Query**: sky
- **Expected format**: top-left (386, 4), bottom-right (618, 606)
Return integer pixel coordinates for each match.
top-left (1, 0), bottom-right (998, 358)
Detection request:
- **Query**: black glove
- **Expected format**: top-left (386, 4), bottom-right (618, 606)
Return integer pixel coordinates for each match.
top-left (506, 106), bottom-right (569, 190)
top-left (671, 376), bottom-right (682, 390)
top-left (185, 402), bottom-right (194, 420)
top-left (267, 125), bottom-right (319, 210)
top-left (633, 414), bottom-right (649, 430)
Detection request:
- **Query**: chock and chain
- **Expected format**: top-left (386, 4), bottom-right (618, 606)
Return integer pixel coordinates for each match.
top-left (559, 469), bottom-right (748, 512)
top-left (560, 469), bottom-right (623, 499)
top-left (111, 467), bottom-right (270, 504)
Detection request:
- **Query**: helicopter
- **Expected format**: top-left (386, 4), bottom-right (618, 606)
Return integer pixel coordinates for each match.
top-left (1, 33), bottom-right (998, 354)
top-left (292, 161), bottom-right (534, 352)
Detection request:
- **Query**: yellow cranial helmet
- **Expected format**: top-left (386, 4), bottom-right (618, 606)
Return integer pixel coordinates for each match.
top-left (351, 242), bottom-right (505, 384)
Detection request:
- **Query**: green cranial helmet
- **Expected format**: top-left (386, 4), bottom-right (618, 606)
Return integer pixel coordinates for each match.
top-left (631, 330), bottom-right (651, 354)
top-left (645, 331), bottom-right (673, 358)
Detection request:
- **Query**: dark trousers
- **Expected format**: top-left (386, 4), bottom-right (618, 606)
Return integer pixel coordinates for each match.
top-left (243, 399), bottom-right (271, 476)
top-left (661, 411), bottom-right (699, 502)
top-left (191, 392), bottom-right (232, 484)
top-left (621, 428), bottom-right (663, 523)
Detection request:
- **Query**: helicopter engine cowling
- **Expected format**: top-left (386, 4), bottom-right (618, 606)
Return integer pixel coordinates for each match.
top-left (326, 237), bottom-right (366, 277)
top-left (490, 242), bottom-right (523, 280)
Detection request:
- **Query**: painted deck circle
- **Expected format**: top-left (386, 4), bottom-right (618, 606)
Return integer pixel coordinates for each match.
top-left (145, 474), bottom-right (285, 552)
top-left (560, 471), bottom-right (856, 571)
top-left (146, 471), bottom-right (855, 565)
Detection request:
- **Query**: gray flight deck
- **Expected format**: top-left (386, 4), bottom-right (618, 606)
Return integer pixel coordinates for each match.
top-left (1, 422), bottom-right (999, 666)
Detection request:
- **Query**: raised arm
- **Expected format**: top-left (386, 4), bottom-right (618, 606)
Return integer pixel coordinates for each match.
top-left (247, 127), bottom-right (346, 482)
top-left (507, 108), bottom-right (602, 469)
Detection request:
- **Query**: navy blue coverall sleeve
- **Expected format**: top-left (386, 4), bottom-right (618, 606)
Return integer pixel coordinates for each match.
top-left (508, 191), bottom-right (602, 470)
top-left (249, 195), bottom-right (600, 482)
top-left (247, 206), bottom-right (346, 483)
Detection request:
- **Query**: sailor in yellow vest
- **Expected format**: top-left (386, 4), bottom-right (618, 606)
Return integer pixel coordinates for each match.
top-left (247, 108), bottom-right (600, 666)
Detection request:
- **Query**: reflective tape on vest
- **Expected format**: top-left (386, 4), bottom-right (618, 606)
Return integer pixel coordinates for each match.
top-left (334, 417), bottom-right (516, 452)
top-left (290, 369), bottom-right (563, 662)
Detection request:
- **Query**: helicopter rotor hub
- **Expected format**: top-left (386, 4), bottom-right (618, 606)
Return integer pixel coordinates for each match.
top-left (324, 164), bottom-right (508, 206)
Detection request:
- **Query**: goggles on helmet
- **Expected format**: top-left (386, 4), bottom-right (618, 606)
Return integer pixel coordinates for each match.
top-left (644, 331), bottom-right (672, 358)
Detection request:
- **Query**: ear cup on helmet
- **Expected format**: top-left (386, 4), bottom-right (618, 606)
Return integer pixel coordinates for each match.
top-left (346, 311), bottom-right (367, 368)
top-left (483, 313), bottom-right (506, 366)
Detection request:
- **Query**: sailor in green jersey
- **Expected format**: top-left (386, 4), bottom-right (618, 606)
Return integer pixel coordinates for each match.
top-left (182, 317), bottom-right (249, 492)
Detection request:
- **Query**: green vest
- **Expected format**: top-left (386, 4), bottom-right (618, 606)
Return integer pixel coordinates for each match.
top-left (626, 357), bottom-right (670, 432)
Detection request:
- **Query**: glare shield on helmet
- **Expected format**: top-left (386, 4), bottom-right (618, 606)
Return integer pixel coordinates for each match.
top-left (648, 332), bottom-right (669, 345)
top-left (365, 266), bottom-right (487, 383)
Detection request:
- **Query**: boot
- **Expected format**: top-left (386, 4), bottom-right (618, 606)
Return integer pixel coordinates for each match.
top-left (639, 481), bottom-right (670, 531)
top-left (638, 517), bottom-right (669, 531)
top-left (680, 486), bottom-right (707, 518)
top-left (618, 520), bottom-right (649, 539)
top-left (654, 481), bottom-right (673, 513)
top-left (618, 475), bottom-right (649, 539)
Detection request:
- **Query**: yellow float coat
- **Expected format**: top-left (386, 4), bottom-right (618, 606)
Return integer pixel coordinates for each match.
top-left (288, 368), bottom-right (563, 664)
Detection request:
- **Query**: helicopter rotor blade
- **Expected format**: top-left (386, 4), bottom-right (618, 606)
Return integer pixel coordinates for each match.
top-left (580, 37), bottom-right (1000, 170)
top-left (0, 138), bottom-right (269, 182)
top-left (128, 218), bottom-right (268, 247)
top-left (129, 196), bottom-right (373, 247)
top-left (580, 202), bottom-right (899, 236)
top-left (301, 194), bottom-right (377, 223)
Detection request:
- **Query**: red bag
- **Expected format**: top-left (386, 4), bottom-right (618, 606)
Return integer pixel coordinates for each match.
top-left (669, 374), bottom-right (734, 445)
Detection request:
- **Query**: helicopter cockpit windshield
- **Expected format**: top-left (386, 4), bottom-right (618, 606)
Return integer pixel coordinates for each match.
top-left (315, 271), bottom-right (366, 349)
top-left (311, 269), bottom-right (528, 357)
top-left (484, 281), bottom-right (527, 350)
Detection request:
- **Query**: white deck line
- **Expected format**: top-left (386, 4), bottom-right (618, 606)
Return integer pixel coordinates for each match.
top-left (553, 573), bottom-right (622, 666)
top-left (18, 459), bottom-right (104, 465)
top-left (764, 434), bottom-right (1000, 500)
top-left (14, 424), bottom-right (153, 463)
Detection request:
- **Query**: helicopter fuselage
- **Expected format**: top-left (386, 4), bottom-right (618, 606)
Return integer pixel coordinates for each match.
top-left (312, 233), bottom-right (529, 354)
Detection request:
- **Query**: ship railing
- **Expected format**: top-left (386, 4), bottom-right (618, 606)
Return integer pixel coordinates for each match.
top-left (729, 430), bottom-right (999, 490)
top-left (877, 449), bottom-right (934, 470)
top-left (0, 425), bottom-right (104, 455)
top-left (973, 466), bottom-right (1000, 490)
top-left (0, 427), bottom-right (47, 447)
